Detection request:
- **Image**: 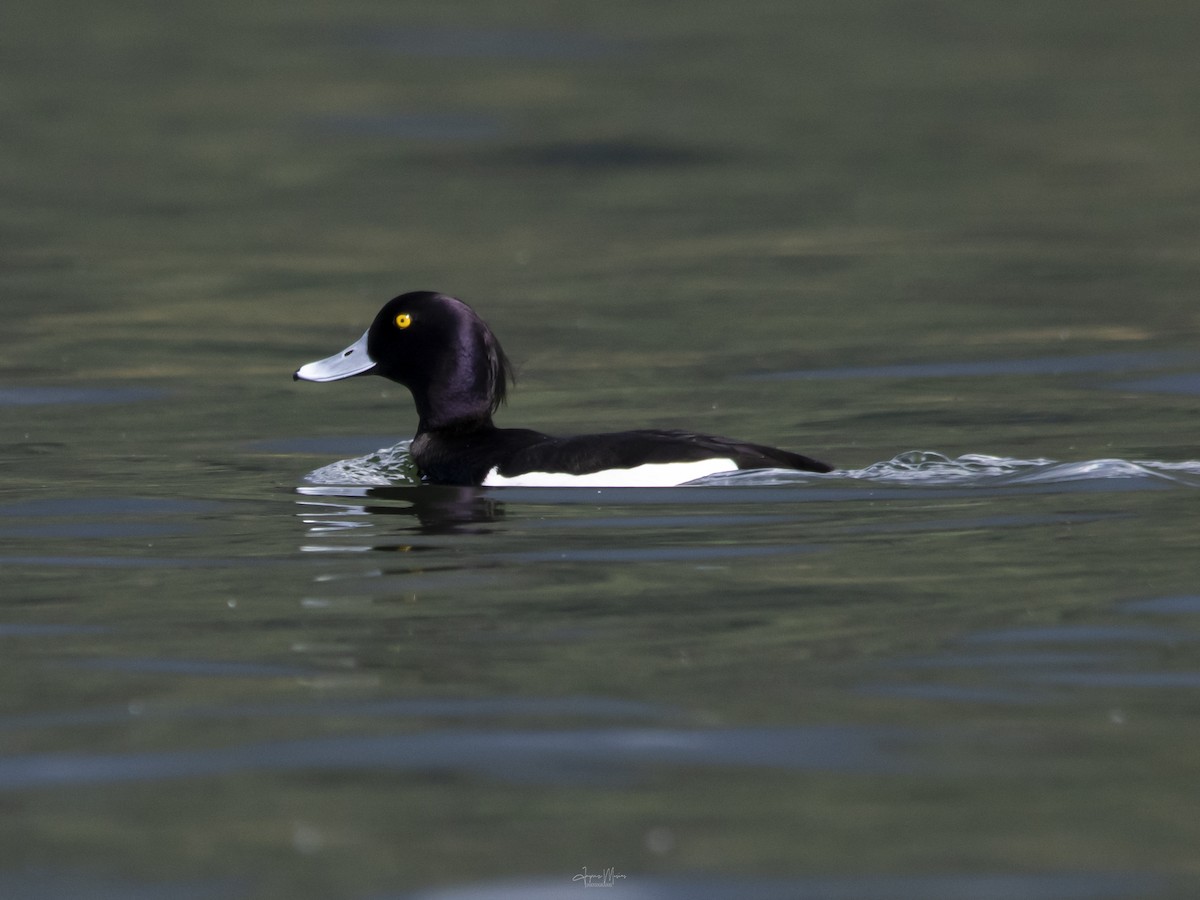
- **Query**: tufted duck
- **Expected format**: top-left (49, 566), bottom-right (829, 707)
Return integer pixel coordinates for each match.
top-left (294, 292), bottom-right (832, 485)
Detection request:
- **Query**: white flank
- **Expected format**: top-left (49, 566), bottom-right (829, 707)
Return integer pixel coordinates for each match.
top-left (482, 458), bottom-right (738, 488)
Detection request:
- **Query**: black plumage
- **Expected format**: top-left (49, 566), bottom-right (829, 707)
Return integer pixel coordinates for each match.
top-left (295, 292), bottom-right (832, 485)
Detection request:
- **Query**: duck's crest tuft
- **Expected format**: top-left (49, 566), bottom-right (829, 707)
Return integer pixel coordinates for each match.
top-left (482, 322), bottom-right (515, 414)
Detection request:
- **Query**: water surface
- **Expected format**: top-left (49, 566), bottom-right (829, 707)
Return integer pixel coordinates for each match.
top-left (3, 2), bottom-right (1200, 899)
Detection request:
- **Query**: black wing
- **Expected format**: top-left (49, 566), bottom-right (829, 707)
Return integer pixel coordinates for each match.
top-left (498, 428), bottom-right (832, 476)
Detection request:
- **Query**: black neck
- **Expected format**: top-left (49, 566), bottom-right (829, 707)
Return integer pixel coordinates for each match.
top-left (414, 401), bottom-right (495, 435)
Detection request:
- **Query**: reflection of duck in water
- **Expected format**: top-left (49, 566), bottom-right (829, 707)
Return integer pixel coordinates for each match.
top-left (375, 485), bottom-right (502, 535)
top-left (295, 292), bottom-right (832, 486)
top-left (298, 485), bottom-right (504, 537)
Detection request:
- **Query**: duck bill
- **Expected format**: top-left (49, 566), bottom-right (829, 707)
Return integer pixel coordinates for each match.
top-left (293, 330), bottom-right (376, 382)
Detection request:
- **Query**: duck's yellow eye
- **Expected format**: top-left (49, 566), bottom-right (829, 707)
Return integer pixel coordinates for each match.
top-left (394, 313), bottom-right (412, 329)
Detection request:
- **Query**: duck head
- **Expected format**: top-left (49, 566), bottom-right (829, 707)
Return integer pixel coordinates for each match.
top-left (294, 291), bottom-right (513, 431)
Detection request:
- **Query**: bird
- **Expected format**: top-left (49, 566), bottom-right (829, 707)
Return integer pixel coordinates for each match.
top-left (294, 291), bottom-right (833, 486)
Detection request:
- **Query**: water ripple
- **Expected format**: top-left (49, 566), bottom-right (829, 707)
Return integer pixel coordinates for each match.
top-left (0, 725), bottom-right (912, 790)
top-left (304, 442), bottom-right (417, 486)
top-left (379, 871), bottom-right (1168, 900)
top-left (302, 445), bottom-right (1200, 490)
top-left (842, 452), bottom-right (1200, 487)
top-left (745, 350), bottom-right (1191, 381)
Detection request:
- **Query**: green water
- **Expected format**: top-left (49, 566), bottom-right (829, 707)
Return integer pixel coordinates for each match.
top-left (3, 2), bottom-right (1200, 898)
